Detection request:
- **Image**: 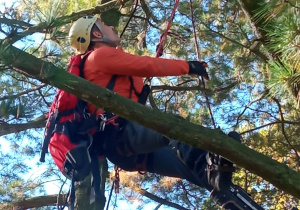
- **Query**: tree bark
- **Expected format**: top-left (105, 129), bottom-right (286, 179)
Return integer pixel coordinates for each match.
top-left (0, 116), bottom-right (46, 137)
top-left (0, 194), bottom-right (67, 210)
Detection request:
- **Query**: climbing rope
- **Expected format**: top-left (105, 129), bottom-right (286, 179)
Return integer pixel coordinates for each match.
top-left (155, 0), bottom-right (180, 58)
top-left (106, 166), bottom-right (120, 209)
top-left (120, 0), bottom-right (139, 38)
top-left (189, 0), bottom-right (216, 128)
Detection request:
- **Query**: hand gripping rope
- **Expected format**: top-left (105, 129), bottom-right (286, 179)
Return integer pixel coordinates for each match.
top-left (188, 2), bottom-right (263, 209)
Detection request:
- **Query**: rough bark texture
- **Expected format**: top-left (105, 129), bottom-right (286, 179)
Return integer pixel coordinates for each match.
top-left (1, 40), bottom-right (300, 199)
top-left (0, 194), bottom-right (67, 210)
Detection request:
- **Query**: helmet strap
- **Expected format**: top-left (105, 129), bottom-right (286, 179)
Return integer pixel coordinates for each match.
top-left (91, 22), bottom-right (117, 47)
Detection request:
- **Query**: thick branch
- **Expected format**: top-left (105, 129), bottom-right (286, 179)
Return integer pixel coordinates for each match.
top-left (1, 42), bottom-right (300, 199)
top-left (0, 194), bottom-right (67, 210)
top-left (140, 0), bottom-right (159, 23)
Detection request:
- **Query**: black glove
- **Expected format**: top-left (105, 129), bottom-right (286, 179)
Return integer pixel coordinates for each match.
top-left (188, 61), bottom-right (209, 80)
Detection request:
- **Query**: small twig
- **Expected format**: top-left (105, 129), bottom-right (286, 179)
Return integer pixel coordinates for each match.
top-left (0, 84), bottom-right (47, 101)
top-left (273, 98), bottom-right (300, 163)
top-left (285, 0), bottom-right (300, 9)
top-left (235, 90), bottom-right (269, 127)
top-left (240, 120), bottom-right (300, 135)
top-left (134, 187), bottom-right (190, 210)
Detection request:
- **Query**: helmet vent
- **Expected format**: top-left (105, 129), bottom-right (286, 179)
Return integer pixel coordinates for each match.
top-left (77, 37), bottom-right (86, 43)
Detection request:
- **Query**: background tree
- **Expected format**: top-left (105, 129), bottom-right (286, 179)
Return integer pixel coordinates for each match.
top-left (0, 0), bottom-right (300, 209)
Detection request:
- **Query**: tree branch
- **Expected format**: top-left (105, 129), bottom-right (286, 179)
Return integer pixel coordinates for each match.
top-left (139, 0), bottom-right (159, 23)
top-left (235, 90), bottom-right (269, 127)
top-left (7, 0), bottom-right (120, 44)
top-left (135, 188), bottom-right (189, 210)
top-left (0, 18), bottom-right (32, 28)
top-left (0, 84), bottom-right (47, 101)
top-left (0, 194), bottom-right (67, 210)
top-left (1, 42), bottom-right (300, 199)
top-left (237, 0), bottom-right (275, 61)
top-left (0, 115), bottom-right (46, 137)
top-left (273, 98), bottom-right (300, 164)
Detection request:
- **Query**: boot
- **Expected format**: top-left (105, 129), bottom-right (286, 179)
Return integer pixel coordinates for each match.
top-left (206, 131), bottom-right (241, 191)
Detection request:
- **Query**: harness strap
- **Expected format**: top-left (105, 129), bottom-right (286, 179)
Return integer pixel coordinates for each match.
top-left (40, 108), bottom-right (58, 162)
top-left (128, 76), bottom-right (150, 104)
top-left (90, 152), bottom-right (101, 204)
top-left (136, 154), bottom-right (147, 173)
top-left (106, 75), bottom-right (117, 91)
top-left (69, 172), bottom-right (76, 210)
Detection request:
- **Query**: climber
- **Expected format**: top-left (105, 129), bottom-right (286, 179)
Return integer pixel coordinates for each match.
top-left (67, 15), bottom-right (263, 209)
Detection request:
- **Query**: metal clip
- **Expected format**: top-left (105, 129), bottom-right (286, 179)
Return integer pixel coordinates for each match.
top-left (99, 114), bottom-right (107, 131)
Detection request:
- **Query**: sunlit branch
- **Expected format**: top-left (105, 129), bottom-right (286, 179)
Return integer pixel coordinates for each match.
top-left (240, 120), bottom-right (300, 135)
top-left (0, 194), bottom-right (67, 210)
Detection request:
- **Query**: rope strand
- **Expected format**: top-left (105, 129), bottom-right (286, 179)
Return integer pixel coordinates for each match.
top-left (189, 0), bottom-right (216, 128)
top-left (120, 0), bottom-right (139, 38)
top-left (155, 0), bottom-right (180, 58)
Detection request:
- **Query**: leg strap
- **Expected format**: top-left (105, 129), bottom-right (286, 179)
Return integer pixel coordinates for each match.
top-left (206, 152), bottom-right (235, 191)
top-left (206, 131), bottom-right (242, 191)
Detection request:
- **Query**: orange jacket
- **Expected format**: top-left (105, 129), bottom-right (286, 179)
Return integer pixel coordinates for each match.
top-left (83, 47), bottom-right (189, 115)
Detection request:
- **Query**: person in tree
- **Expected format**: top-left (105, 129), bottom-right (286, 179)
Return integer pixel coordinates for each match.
top-left (67, 16), bottom-right (261, 209)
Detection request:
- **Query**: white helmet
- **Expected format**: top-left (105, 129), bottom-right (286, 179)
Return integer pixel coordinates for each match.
top-left (69, 16), bottom-right (116, 53)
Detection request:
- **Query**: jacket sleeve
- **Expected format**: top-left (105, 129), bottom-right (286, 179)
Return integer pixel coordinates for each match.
top-left (87, 47), bottom-right (189, 77)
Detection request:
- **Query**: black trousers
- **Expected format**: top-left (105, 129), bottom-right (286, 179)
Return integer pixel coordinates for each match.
top-left (101, 119), bottom-right (213, 191)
